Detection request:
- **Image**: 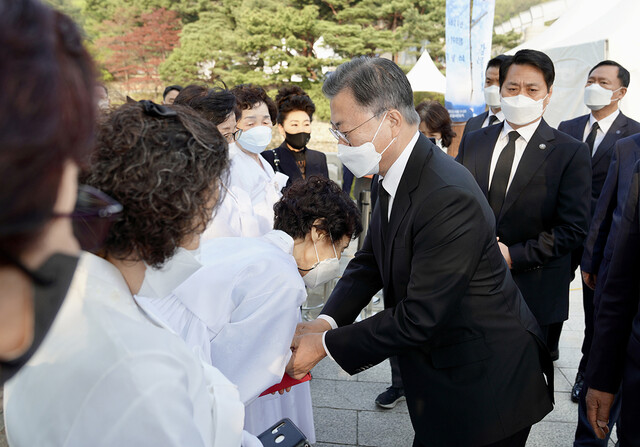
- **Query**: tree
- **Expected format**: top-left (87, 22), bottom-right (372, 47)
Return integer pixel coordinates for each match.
top-left (97, 8), bottom-right (181, 93)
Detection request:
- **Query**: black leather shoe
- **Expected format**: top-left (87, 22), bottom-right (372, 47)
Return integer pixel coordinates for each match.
top-left (572, 371), bottom-right (584, 403)
top-left (375, 386), bottom-right (405, 409)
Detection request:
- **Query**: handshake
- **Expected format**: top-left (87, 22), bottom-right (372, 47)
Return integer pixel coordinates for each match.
top-left (286, 319), bottom-right (333, 380)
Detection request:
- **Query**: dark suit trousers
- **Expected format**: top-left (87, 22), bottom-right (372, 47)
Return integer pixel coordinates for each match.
top-left (389, 356), bottom-right (403, 388)
top-left (579, 275), bottom-right (595, 373)
top-left (412, 426), bottom-right (531, 447)
top-left (574, 380), bottom-right (620, 446)
top-left (620, 335), bottom-right (640, 446)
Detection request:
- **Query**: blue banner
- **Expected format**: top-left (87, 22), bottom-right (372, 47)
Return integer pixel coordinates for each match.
top-left (471, 0), bottom-right (496, 114)
top-left (445, 0), bottom-right (472, 122)
top-left (445, 0), bottom-right (496, 122)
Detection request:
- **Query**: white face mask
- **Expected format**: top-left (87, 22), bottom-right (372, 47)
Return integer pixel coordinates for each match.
top-left (484, 85), bottom-right (501, 108)
top-left (236, 125), bottom-right (272, 154)
top-left (301, 239), bottom-right (340, 289)
top-left (500, 94), bottom-right (548, 126)
top-left (337, 111), bottom-right (397, 178)
top-left (584, 84), bottom-right (621, 111)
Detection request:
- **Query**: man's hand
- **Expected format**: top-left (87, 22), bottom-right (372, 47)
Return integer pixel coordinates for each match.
top-left (295, 319), bottom-right (332, 337)
top-left (582, 271), bottom-right (597, 290)
top-left (497, 238), bottom-right (512, 269)
top-left (585, 387), bottom-right (615, 439)
top-left (286, 332), bottom-right (326, 380)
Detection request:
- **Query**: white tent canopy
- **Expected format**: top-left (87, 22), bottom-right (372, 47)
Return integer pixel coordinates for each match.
top-left (509, 0), bottom-right (640, 127)
top-left (407, 51), bottom-right (446, 94)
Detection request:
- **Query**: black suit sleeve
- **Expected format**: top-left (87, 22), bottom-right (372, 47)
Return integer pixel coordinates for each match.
top-left (586, 161), bottom-right (640, 393)
top-left (325, 186), bottom-right (488, 374)
top-left (321, 228), bottom-right (384, 328)
top-left (582, 144), bottom-right (621, 274)
top-left (509, 143), bottom-right (591, 270)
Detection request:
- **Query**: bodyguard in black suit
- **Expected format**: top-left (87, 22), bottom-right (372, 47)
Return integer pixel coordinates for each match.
top-left (462, 55), bottom-right (511, 137)
top-left (585, 158), bottom-right (640, 446)
top-left (261, 85), bottom-right (329, 188)
top-left (557, 61), bottom-right (640, 407)
top-left (456, 50), bottom-right (592, 345)
top-left (287, 57), bottom-right (553, 447)
top-left (575, 135), bottom-right (640, 444)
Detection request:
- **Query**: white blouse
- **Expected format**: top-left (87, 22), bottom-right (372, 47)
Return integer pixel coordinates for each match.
top-left (3, 252), bottom-right (257, 447)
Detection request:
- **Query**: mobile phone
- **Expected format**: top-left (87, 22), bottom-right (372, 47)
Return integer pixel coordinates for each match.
top-left (258, 418), bottom-right (310, 447)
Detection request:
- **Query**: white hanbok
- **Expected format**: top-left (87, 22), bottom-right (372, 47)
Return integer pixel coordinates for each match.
top-left (203, 142), bottom-right (288, 239)
top-left (3, 252), bottom-right (258, 447)
top-left (135, 231), bottom-right (316, 442)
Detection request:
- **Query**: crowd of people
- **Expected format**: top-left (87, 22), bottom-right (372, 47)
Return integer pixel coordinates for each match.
top-left (2, 1), bottom-right (640, 447)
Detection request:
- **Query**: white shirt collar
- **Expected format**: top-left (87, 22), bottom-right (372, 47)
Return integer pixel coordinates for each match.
top-left (501, 118), bottom-right (540, 144)
top-left (263, 229), bottom-right (295, 255)
top-left (379, 130), bottom-right (421, 198)
top-left (589, 108), bottom-right (620, 134)
top-left (488, 109), bottom-right (505, 121)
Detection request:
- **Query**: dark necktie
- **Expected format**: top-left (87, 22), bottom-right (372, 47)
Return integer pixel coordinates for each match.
top-left (488, 131), bottom-right (520, 219)
top-left (378, 181), bottom-right (390, 236)
top-left (585, 122), bottom-right (600, 156)
top-left (488, 115), bottom-right (500, 126)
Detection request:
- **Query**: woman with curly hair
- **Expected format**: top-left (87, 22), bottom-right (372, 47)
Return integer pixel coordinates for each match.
top-left (203, 84), bottom-right (288, 239)
top-left (5, 100), bottom-right (262, 447)
top-left (415, 100), bottom-right (457, 154)
top-left (261, 86), bottom-right (329, 188)
top-left (136, 175), bottom-right (362, 443)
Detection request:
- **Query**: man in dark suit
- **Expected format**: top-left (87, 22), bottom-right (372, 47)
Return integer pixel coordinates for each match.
top-left (456, 49), bottom-right (592, 349)
top-left (585, 158), bottom-right (640, 446)
top-left (557, 60), bottom-right (640, 405)
top-left (286, 56), bottom-right (553, 447)
top-left (575, 134), bottom-right (640, 445)
top-left (462, 55), bottom-right (511, 137)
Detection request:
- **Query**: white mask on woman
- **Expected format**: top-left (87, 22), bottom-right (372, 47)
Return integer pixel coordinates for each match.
top-left (301, 239), bottom-right (340, 289)
top-left (500, 94), bottom-right (548, 126)
top-left (337, 111), bottom-right (397, 178)
top-left (584, 84), bottom-right (621, 111)
top-left (236, 125), bottom-right (272, 154)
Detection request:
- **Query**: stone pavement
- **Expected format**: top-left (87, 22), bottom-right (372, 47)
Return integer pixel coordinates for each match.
top-left (306, 271), bottom-right (618, 447)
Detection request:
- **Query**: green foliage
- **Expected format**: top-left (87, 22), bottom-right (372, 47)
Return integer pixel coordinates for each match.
top-left (492, 30), bottom-right (522, 55)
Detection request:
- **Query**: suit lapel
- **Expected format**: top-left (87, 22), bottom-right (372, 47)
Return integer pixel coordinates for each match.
top-left (278, 144), bottom-right (303, 180)
top-left (475, 124), bottom-right (503, 196)
top-left (382, 135), bottom-right (431, 289)
top-left (593, 113), bottom-right (628, 166)
top-left (570, 115), bottom-right (590, 140)
top-left (499, 120), bottom-right (556, 220)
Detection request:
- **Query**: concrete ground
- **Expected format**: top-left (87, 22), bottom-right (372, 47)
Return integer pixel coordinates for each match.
top-left (305, 241), bottom-right (618, 446)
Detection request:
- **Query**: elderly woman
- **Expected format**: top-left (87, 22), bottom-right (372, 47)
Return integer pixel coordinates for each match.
top-left (5, 101), bottom-right (262, 447)
top-left (135, 176), bottom-right (362, 442)
top-left (262, 86), bottom-right (329, 188)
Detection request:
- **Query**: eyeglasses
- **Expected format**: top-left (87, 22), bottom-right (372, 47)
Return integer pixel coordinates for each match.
top-left (223, 129), bottom-right (242, 143)
top-left (329, 112), bottom-right (384, 146)
top-left (53, 185), bottom-right (123, 252)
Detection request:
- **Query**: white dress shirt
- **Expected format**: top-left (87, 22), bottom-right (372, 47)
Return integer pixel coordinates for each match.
top-left (489, 119), bottom-right (541, 192)
top-left (4, 252), bottom-right (257, 447)
top-left (582, 109), bottom-right (620, 155)
top-left (482, 109), bottom-right (505, 128)
top-left (318, 131), bottom-right (421, 354)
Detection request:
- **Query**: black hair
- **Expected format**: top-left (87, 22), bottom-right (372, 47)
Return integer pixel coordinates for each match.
top-left (415, 101), bottom-right (456, 148)
top-left (173, 84), bottom-right (237, 126)
top-left (274, 176), bottom-right (362, 242)
top-left (486, 54), bottom-right (512, 71)
top-left (499, 49), bottom-right (555, 90)
top-left (588, 60), bottom-right (630, 88)
top-left (275, 85), bottom-right (315, 125)
top-left (231, 84), bottom-right (277, 124)
top-left (163, 84), bottom-right (183, 99)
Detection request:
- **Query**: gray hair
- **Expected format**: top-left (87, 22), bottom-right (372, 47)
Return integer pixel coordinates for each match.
top-left (322, 57), bottom-right (420, 125)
